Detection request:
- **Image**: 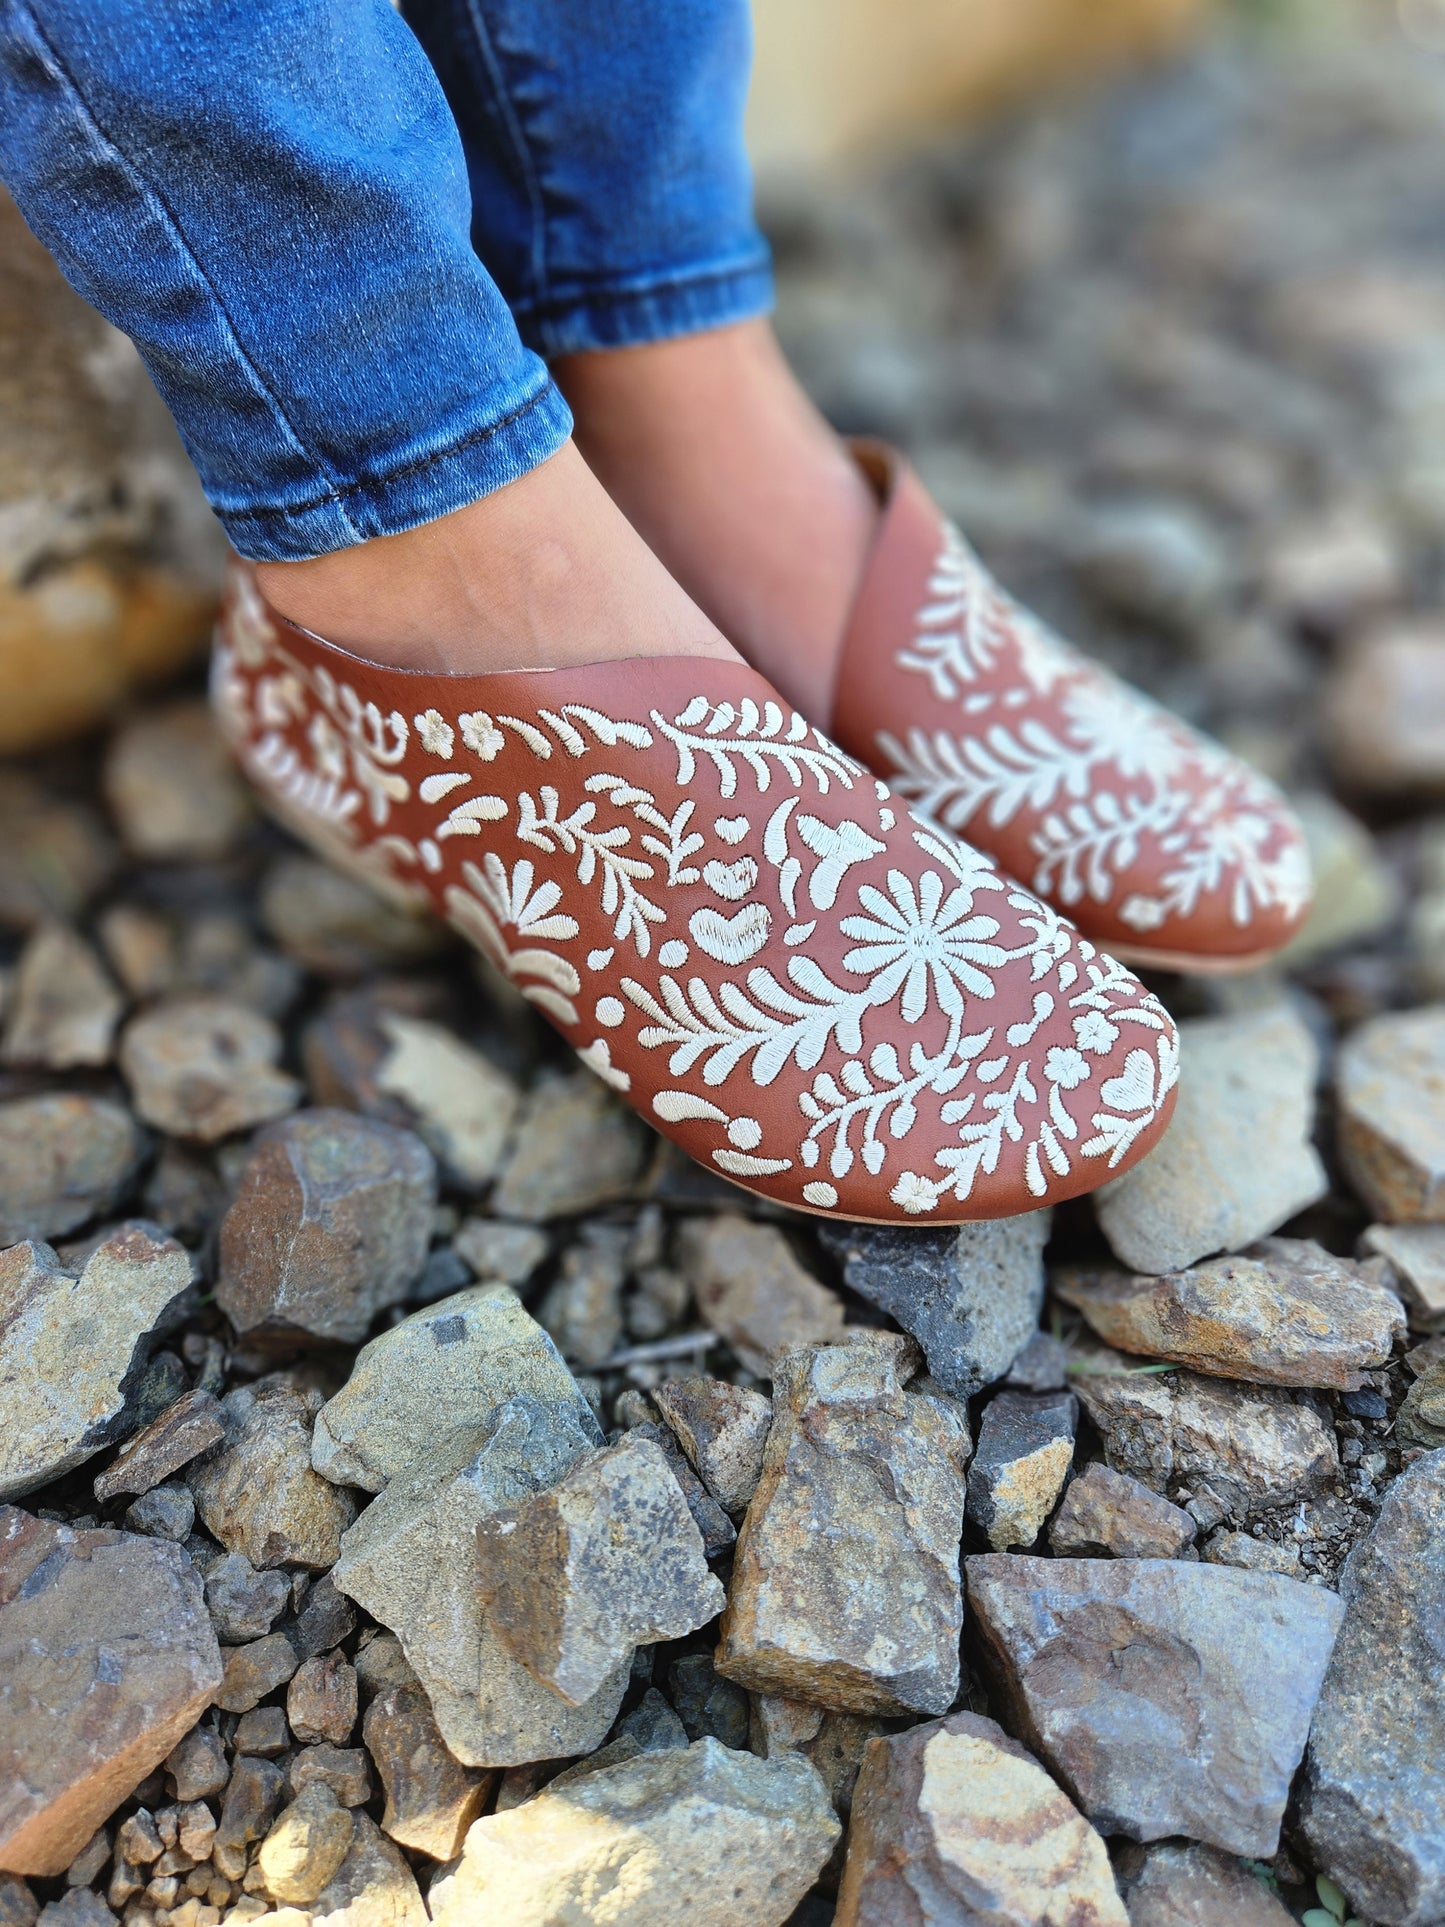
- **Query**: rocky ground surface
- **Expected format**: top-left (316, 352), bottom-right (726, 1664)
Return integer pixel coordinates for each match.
top-left (3, 17), bottom-right (1445, 1927)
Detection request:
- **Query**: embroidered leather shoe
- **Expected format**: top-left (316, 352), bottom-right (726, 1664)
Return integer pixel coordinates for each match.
top-left (831, 445), bottom-right (1312, 972)
top-left (212, 562), bottom-right (1179, 1223)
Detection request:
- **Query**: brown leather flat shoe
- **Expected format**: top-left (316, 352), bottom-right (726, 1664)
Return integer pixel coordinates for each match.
top-left (213, 561), bottom-right (1179, 1223)
top-left (831, 445), bottom-right (1312, 973)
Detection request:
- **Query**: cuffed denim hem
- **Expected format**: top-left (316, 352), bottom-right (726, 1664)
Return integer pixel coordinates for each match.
top-left (515, 253), bottom-right (775, 360)
top-left (216, 374), bottom-right (574, 562)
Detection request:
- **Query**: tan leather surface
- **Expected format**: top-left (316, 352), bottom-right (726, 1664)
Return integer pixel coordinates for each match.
top-left (213, 564), bottom-right (1179, 1223)
top-left (833, 446), bottom-right (1311, 964)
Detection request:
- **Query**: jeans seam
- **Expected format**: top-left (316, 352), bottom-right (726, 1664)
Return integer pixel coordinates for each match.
top-left (11, 0), bottom-right (366, 545)
top-left (512, 254), bottom-right (774, 321)
top-left (221, 374), bottom-right (562, 525)
top-left (456, 0), bottom-right (549, 314)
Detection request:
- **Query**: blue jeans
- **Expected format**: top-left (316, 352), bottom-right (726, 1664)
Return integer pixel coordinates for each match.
top-left (0, 0), bottom-right (772, 559)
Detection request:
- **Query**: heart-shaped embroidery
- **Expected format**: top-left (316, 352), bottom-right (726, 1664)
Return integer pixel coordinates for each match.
top-left (689, 902), bottom-right (772, 966)
top-left (715, 815), bottom-right (751, 845)
top-left (703, 856), bottom-right (759, 902)
top-left (1100, 1048), bottom-right (1156, 1114)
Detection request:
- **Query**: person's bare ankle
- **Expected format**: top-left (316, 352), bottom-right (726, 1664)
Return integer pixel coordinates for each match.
top-left (253, 441), bottom-right (737, 678)
top-left (556, 318), bottom-right (877, 718)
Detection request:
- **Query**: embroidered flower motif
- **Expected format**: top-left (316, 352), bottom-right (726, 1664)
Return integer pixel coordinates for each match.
top-left (473, 853), bottom-right (579, 942)
top-left (414, 709), bottom-right (454, 758)
top-left (1073, 1010), bottom-right (1119, 1054)
top-left (460, 710), bottom-right (505, 760)
top-left (841, 868), bottom-right (1009, 1020)
top-left (1044, 1046), bottom-right (1089, 1090)
top-left (890, 1171), bottom-right (939, 1215)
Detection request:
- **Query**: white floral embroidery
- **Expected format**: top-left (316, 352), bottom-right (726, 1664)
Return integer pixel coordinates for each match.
top-left (415, 709), bottom-right (454, 758)
top-left (459, 710), bottom-right (505, 759)
top-left (880, 520), bottom-right (1309, 940)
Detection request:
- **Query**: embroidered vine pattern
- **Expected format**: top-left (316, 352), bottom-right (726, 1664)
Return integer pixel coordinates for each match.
top-left (882, 519), bottom-right (1309, 932)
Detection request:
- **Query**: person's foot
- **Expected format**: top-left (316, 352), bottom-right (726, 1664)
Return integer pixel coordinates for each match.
top-left (254, 440), bottom-right (739, 679)
top-left (556, 318), bottom-right (876, 719)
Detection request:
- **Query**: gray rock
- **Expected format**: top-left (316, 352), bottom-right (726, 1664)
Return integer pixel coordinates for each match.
top-left (476, 1432), bottom-right (725, 1706)
top-left (1324, 621), bottom-right (1445, 797)
top-left (967, 1553), bottom-right (1343, 1857)
top-left (1361, 1222), bottom-right (1445, 1330)
top-left (491, 1072), bottom-right (649, 1221)
top-left (0, 1510), bottom-right (222, 1878)
top-left (1279, 793), bottom-right (1400, 968)
top-left (370, 1012), bottom-right (520, 1190)
top-left (1116, 1840), bottom-right (1296, 1925)
top-left (965, 1390), bottom-right (1076, 1550)
top-left (307, 1810), bottom-right (427, 1927)
top-left (1070, 1352), bottom-right (1338, 1515)
top-left (836, 1711), bottom-right (1128, 1926)
top-left (717, 1334), bottom-right (970, 1716)
top-left (162, 1723), bottom-right (228, 1801)
top-left (214, 1633), bottom-right (301, 1714)
top-left (1337, 1005), bottom-right (1445, 1221)
top-left (332, 1396), bottom-right (627, 1767)
top-left (308, 1000), bottom-right (520, 1192)
top-left (1396, 1357), bottom-right (1445, 1449)
top-left (452, 1217), bottom-right (548, 1288)
top-left (290, 1744), bottom-right (374, 1810)
top-left (233, 1706), bottom-right (290, 1758)
top-left (257, 1783), bottom-right (354, 1906)
top-left (290, 1574), bottom-right (358, 1659)
top-left (311, 1285), bottom-right (599, 1492)
top-left (288, 1653), bottom-right (358, 1747)
top-left (679, 1214), bottom-right (846, 1377)
top-left (1054, 1238), bottom-right (1405, 1390)
top-left (34, 1892), bottom-right (112, 1927)
top-left (653, 1376), bottom-right (772, 1513)
top-left (119, 996), bottom-right (300, 1143)
top-left (1072, 498), bottom-right (1230, 628)
top-left (1096, 1010), bottom-right (1327, 1275)
top-left (0, 1093), bottom-right (141, 1249)
top-left (0, 1226), bottom-right (192, 1502)
top-left (260, 854), bottom-right (443, 979)
top-left (1202, 1529), bottom-right (1301, 1577)
top-left (203, 1552), bottom-right (291, 1642)
top-left (216, 1108), bottom-right (436, 1342)
top-left (122, 1483), bottom-right (194, 1542)
top-left (537, 1223), bottom-right (630, 1369)
top-left (0, 1877), bottom-right (34, 1927)
top-left (93, 1386), bottom-right (225, 1502)
top-left (363, 1680), bottom-right (491, 1861)
top-left (0, 924), bottom-right (122, 1070)
top-left (668, 1655), bottom-right (750, 1750)
top-left (189, 1380), bottom-right (356, 1569)
top-left (1005, 1330), bottom-right (1071, 1393)
top-left (428, 1738), bottom-right (839, 1927)
top-left (821, 1213), bottom-right (1049, 1397)
top-left (625, 1421), bottom-right (736, 1557)
top-left (1300, 1450), bottom-right (1445, 1926)
top-left (103, 700), bottom-right (253, 861)
top-left (1048, 1463), bottom-right (1196, 1560)
top-left (212, 1754), bottom-right (286, 1880)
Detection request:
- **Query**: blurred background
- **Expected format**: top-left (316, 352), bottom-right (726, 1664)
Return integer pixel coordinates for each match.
top-left (3, 0), bottom-right (1444, 1028)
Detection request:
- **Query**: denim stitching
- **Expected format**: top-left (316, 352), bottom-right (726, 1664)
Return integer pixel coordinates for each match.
top-left (456, 0), bottom-right (549, 315)
top-left (512, 255), bottom-right (775, 321)
top-left (222, 375), bottom-right (564, 526)
top-left (11, 0), bottom-right (366, 545)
